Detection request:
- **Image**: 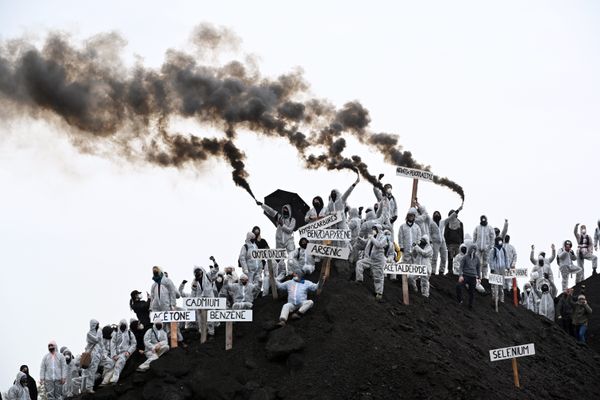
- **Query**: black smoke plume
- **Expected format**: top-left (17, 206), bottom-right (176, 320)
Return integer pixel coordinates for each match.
top-left (0, 25), bottom-right (463, 201)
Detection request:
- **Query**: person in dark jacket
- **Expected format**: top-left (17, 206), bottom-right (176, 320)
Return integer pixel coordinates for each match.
top-left (444, 209), bottom-right (464, 275)
top-left (129, 319), bottom-right (146, 353)
top-left (129, 290), bottom-right (151, 330)
top-left (19, 365), bottom-right (38, 399)
top-left (556, 288), bottom-right (575, 337)
top-left (572, 294), bottom-right (593, 343)
top-left (456, 244), bottom-right (481, 309)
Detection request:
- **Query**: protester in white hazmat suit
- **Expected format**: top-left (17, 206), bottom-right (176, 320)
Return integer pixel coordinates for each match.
top-left (39, 340), bottom-right (67, 400)
top-left (109, 319), bottom-right (137, 384)
top-left (414, 202), bottom-right (432, 240)
top-left (410, 235), bottom-right (434, 298)
top-left (488, 237), bottom-right (510, 304)
top-left (430, 211), bottom-right (447, 275)
top-left (220, 273), bottom-right (261, 309)
top-left (347, 207), bottom-right (362, 265)
top-left (473, 215), bottom-right (495, 279)
top-left (276, 271), bottom-right (319, 325)
top-left (61, 348), bottom-right (80, 397)
top-left (99, 326), bottom-right (116, 386)
top-left (574, 223), bottom-right (598, 280)
top-left (557, 240), bottom-right (582, 292)
top-left (137, 319), bottom-right (169, 372)
top-left (305, 196), bottom-right (327, 222)
top-left (535, 277), bottom-right (556, 320)
top-left (530, 244), bottom-right (555, 284)
top-left (355, 224), bottom-right (390, 301)
top-left (373, 177), bottom-right (398, 231)
top-left (81, 320), bottom-right (102, 394)
top-left (288, 238), bottom-right (316, 275)
top-left (259, 203), bottom-right (296, 252)
top-left (179, 265), bottom-right (219, 336)
top-left (520, 282), bottom-right (538, 313)
top-left (326, 175), bottom-right (360, 231)
top-left (149, 266), bottom-right (182, 343)
top-left (7, 372), bottom-right (30, 400)
top-left (239, 232), bottom-right (261, 285)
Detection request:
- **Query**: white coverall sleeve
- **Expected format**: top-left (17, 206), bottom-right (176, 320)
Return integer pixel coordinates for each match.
top-left (341, 182), bottom-right (357, 203)
top-left (143, 329), bottom-right (153, 350)
top-left (373, 186), bottom-right (383, 202)
top-left (178, 282), bottom-right (191, 298)
top-left (261, 204), bottom-right (278, 217)
top-left (501, 220), bottom-right (508, 239)
top-left (530, 249), bottom-right (536, 265)
top-left (239, 246), bottom-right (249, 273)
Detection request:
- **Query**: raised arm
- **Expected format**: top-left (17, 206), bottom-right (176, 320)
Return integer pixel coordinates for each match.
top-left (341, 176), bottom-right (359, 203)
top-left (530, 247), bottom-right (536, 265)
top-left (574, 223), bottom-right (580, 242)
top-left (549, 245), bottom-right (556, 263)
top-left (261, 203), bottom-right (278, 218)
top-left (501, 219), bottom-right (508, 239)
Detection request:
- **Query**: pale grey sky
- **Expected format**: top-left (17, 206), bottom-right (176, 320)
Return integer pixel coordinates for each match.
top-left (1, 0), bottom-right (599, 389)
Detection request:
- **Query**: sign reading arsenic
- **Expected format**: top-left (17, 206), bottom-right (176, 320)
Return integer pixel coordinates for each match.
top-left (383, 263), bottom-right (428, 276)
top-left (298, 212), bottom-right (343, 236)
top-left (489, 343), bottom-right (535, 362)
top-left (207, 310), bottom-right (253, 322)
top-left (306, 243), bottom-right (350, 260)
top-left (396, 167), bottom-right (434, 182)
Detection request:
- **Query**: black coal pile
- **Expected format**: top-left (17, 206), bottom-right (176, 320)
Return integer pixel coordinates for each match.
top-left (82, 267), bottom-right (600, 400)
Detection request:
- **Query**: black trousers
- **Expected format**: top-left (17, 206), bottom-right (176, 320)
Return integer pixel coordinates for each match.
top-left (456, 275), bottom-right (477, 307)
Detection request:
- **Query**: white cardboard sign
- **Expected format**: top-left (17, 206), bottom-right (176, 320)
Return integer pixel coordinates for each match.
top-left (506, 268), bottom-right (529, 278)
top-left (306, 243), bottom-right (350, 260)
top-left (250, 249), bottom-right (288, 260)
top-left (489, 343), bottom-right (535, 362)
top-left (150, 310), bottom-right (196, 323)
top-left (396, 167), bottom-right (434, 182)
top-left (207, 309), bottom-right (253, 322)
top-left (183, 297), bottom-right (226, 310)
top-left (489, 273), bottom-right (504, 285)
top-left (383, 263), bottom-right (428, 276)
top-left (305, 229), bottom-right (351, 241)
top-left (298, 212), bottom-right (344, 236)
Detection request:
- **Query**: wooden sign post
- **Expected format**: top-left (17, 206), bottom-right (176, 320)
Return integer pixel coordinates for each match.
top-left (170, 322), bottom-right (178, 348)
top-left (225, 322), bottom-right (233, 350)
top-left (489, 343), bottom-right (535, 389)
top-left (200, 310), bottom-right (208, 343)
top-left (317, 240), bottom-right (333, 295)
top-left (402, 179), bottom-right (419, 305)
top-left (268, 260), bottom-right (278, 300)
top-left (207, 309), bottom-right (253, 350)
top-left (182, 297), bottom-right (227, 344)
top-left (489, 273), bottom-right (504, 313)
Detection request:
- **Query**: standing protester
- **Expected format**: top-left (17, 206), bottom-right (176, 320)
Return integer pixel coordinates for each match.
top-left (374, 175), bottom-right (398, 230)
top-left (398, 208), bottom-right (422, 265)
top-left (473, 215), bottom-right (495, 279)
top-left (305, 196), bottom-right (327, 222)
top-left (520, 282), bottom-right (538, 313)
top-left (99, 325), bottom-right (116, 386)
top-left (488, 237), bottom-right (510, 304)
top-left (594, 220), bottom-right (600, 261)
top-left (129, 320), bottom-right (146, 353)
top-left (355, 224), bottom-right (390, 302)
top-left (452, 243), bottom-right (468, 276)
top-left (534, 276), bottom-right (556, 320)
top-left (18, 366), bottom-right (37, 400)
top-left (137, 319), bottom-right (169, 372)
top-left (39, 341), bottom-right (66, 400)
top-left (557, 240), bottom-right (582, 292)
top-left (574, 223), bottom-right (598, 281)
top-left (276, 271), bottom-right (320, 326)
top-left (239, 232), bottom-right (261, 285)
top-left (411, 235), bottom-right (433, 298)
top-left (61, 349), bottom-right (79, 397)
top-left (429, 211), bottom-right (447, 276)
top-left (530, 244), bottom-right (556, 285)
top-left (444, 209), bottom-right (464, 275)
top-left (325, 175), bottom-right (360, 231)
top-left (572, 294), bottom-right (593, 344)
top-left (129, 290), bottom-right (151, 330)
top-left (220, 273), bottom-right (261, 309)
top-left (149, 266), bottom-right (181, 343)
top-left (456, 244), bottom-right (481, 309)
top-left (414, 201), bottom-right (432, 240)
top-left (179, 265), bottom-right (219, 337)
top-left (258, 203), bottom-right (297, 252)
top-left (7, 372), bottom-right (30, 400)
top-left (109, 319), bottom-right (137, 384)
top-left (347, 208), bottom-right (362, 267)
top-left (82, 320), bottom-right (101, 394)
top-left (556, 288), bottom-right (575, 337)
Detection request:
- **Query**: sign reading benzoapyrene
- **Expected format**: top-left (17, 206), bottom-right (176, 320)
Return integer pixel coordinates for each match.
top-left (305, 229), bottom-right (351, 241)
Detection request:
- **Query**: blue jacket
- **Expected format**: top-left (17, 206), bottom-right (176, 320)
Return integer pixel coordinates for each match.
top-left (277, 279), bottom-right (318, 305)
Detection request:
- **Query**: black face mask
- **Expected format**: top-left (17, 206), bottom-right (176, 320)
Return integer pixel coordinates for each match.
top-left (283, 210), bottom-right (290, 218)
top-left (538, 260), bottom-right (544, 267)
top-left (153, 271), bottom-right (159, 277)
top-left (433, 213), bottom-right (441, 223)
top-left (155, 324), bottom-right (163, 330)
top-left (120, 324), bottom-right (127, 332)
top-left (419, 239), bottom-right (427, 249)
top-left (480, 220), bottom-right (488, 227)
top-left (195, 273), bottom-right (203, 281)
top-left (313, 201), bottom-right (321, 208)
top-left (250, 238), bottom-right (256, 244)
top-left (330, 191), bottom-right (337, 202)
top-left (460, 247), bottom-right (467, 255)
top-left (299, 241), bottom-right (308, 249)
top-left (541, 284), bottom-right (549, 293)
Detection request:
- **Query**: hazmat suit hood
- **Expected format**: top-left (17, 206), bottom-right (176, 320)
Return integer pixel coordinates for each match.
top-left (48, 340), bottom-right (58, 349)
top-left (349, 208), bottom-right (359, 219)
top-left (16, 371), bottom-right (27, 386)
top-left (312, 196), bottom-right (324, 213)
top-left (245, 232), bottom-right (256, 243)
top-left (466, 243), bottom-right (477, 256)
top-left (421, 234), bottom-right (430, 244)
top-left (119, 318), bottom-right (128, 327)
top-left (365, 210), bottom-right (377, 221)
top-left (329, 189), bottom-right (342, 202)
top-left (89, 319), bottom-right (99, 330)
top-left (281, 204), bottom-right (292, 218)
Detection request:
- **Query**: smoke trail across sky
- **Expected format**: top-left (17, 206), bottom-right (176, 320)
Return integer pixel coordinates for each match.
top-left (0, 24), bottom-right (464, 201)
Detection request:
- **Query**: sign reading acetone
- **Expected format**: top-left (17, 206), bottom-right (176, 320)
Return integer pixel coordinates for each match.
top-left (396, 167), bottom-right (434, 182)
top-left (489, 343), bottom-right (535, 362)
top-left (306, 243), bottom-right (350, 260)
top-left (207, 310), bottom-right (253, 322)
top-left (250, 249), bottom-right (288, 260)
top-left (150, 310), bottom-right (196, 323)
top-left (297, 212), bottom-right (344, 236)
top-left (183, 297), bottom-right (226, 310)
top-left (305, 229), bottom-right (351, 241)
top-left (383, 263), bottom-right (428, 276)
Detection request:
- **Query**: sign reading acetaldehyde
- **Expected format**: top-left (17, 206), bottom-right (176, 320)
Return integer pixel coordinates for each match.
top-left (383, 263), bottom-right (428, 276)
top-left (489, 343), bottom-right (535, 362)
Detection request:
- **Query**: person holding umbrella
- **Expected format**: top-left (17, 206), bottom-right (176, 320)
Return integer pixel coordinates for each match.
top-left (256, 202), bottom-right (296, 253)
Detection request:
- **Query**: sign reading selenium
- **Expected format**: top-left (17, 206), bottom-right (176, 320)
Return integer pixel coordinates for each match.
top-left (383, 263), bottom-right (428, 276)
top-left (489, 343), bottom-right (535, 362)
top-left (250, 249), bottom-right (288, 260)
top-left (297, 212), bottom-right (344, 237)
top-left (304, 229), bottom-right (351, 241)
top-left (396, 167), bottom-right (434, 182)
top-left (306, 243), bottom-right (350, 260)
top-left (207, 310), bottom-right (253, 322)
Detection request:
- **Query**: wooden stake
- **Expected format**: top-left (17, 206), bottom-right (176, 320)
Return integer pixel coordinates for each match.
top-left (170, 322), bottom-right (178, 348)
top-left (225, 322), bottom-right (233, 350)
top-left (268, 260), bottom-right (278, 300)
top-left (200, 310), bottom-right (208, 344)
top-left (317, 240), bottom-right (333, 295)
top-left (512, 277), bottom-right (518, 306)
top-left (512, 358), bottom-right (520, 388)
top-left (403, 178), bottom-right (419, 305)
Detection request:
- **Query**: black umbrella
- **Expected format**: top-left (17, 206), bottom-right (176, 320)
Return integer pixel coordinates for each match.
top-left (263, 189), bottom-right (310, 231)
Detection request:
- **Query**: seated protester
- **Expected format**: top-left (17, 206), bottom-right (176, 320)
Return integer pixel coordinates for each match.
top-left (220, 273), bottom-right (261, 310)
top-left (287, 238), bottom-right (316, 275)
top-left (129, 319), bottom-right (146, 353)
top-left (179, 265), bottom-right (219, 336)
top-left (7, 372), bottom-right (30, 400)
top-left (572, 294), bottom-right (593, 343)
top-left (137, 319), bottom-right (169, 372)
top-left (520, 282), bottom-right (538, 313)
top-left (109, 319), bottom-right (137, 384)
top-left (129, 290), bottom-right (151, 330)
top-left (276, 271), bottom-right (320, 326)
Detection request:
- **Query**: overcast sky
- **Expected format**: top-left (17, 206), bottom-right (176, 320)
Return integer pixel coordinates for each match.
top-left (1, 0), bottom-right (599, 388)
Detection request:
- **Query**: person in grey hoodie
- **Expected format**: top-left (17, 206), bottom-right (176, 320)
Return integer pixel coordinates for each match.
top-left (456, 244), bottom-right (481, 309)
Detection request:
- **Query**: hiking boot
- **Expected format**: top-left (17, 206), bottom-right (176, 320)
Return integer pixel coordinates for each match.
top-left (291, 313), bottom-right (301, 320)
top-left (277, 320), bottom-right (286, 327)
top-left (375, 293), bottom-right (383, 302)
